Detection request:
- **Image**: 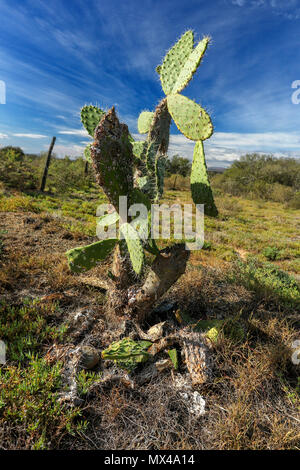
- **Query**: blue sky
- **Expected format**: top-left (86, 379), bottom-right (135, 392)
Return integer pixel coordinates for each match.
top-left (0, 0), bottom-right (300, 167)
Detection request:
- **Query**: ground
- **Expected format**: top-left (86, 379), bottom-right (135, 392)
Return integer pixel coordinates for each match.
top-left (0, 186), bottom-right (299, 450)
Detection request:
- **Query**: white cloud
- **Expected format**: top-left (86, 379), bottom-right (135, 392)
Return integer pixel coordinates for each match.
top-left (13, 133), bottom-right (48, 139)
top-left (58, 129), bottom-right (89, 136)
top-left (167, 132), bottom-right (300, 167)
top-left (0, 133), bottom-right (8, 139)
top-left (43, 143), bottom-right (85, 158)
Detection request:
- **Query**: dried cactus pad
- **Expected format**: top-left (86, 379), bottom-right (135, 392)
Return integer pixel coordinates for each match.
top-left (167, 94), bottom-right (213, 141)
top-left (160, 30), bottom-right (194, 95)
top-left (81, 105), bottom-right (105, 137)
top-left (91, 107), bottom-right (134, 210)
top-left (102, 338), bottom-right (152, 372)
top-left (138, 111), bottom-right (154, 134)
top-left (66, 238), bottom-right (117, 273)
top-left (191, 141), bottom-right (218, 217)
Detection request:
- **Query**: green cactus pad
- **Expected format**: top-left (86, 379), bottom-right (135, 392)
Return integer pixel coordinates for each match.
top-left (155, 155), bottom-right (167, 200)
top-left (145, 141), bottom-right (157, 173)
top-left (97, 211), bottom-right (120, 229)
top-left (138, 111), bottom-right (154, 134)
top-left (129, 188), bottom-right (151, 240)
top-left (119, 223), bottom-right (144, 274)
top-left (66, 238), bottom-right (117, 273)
top-left (193, 318), bottom-right (245, 344)
top-left (171, 37), bottom-right (210, 94)
top-left (91, 107), bottom-right (134, 210)
top-left (137, 175), bottom-right (152, 192)
top-left (102, 338), bottom-right (152, 372)
top-left (132, 141), bottom-right (146, 161)
top-left (156, 65), bottom-right (161, 74)
top-left (167, 94), bottom-right (213, 141)
top-left (168, 349), bottom-right (178, 370)
top-left (160, 30), bottom-right (194, 96)
top-left (84, 144), bottom-right (92, 163)
top-left (191, 141), bottom-right (218, 217)
top-left (81, 105), bottom-right (105, 137)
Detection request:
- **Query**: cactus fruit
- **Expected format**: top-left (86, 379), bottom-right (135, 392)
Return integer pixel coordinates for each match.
top-left (101, 338), bottom-right (152, 372)
top-left (66, 238), bottom-right (117, 273)
top-left (190, 141), bottom-right (218, 217)
top-left (119, 223), bottom-right (144, 274)
top-left (160, 30), bottom-right (194, 96)
top-left (138, 111), bottom-right (154, 134)
top-left (81, 105), bottom-right (105, 137)
top-left (91, 107), bottom-right (134, 211)
top-left (167, 94), bottom-right (213, 141)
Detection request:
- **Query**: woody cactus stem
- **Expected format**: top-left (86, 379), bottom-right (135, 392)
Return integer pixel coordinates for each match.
top-left (127, 243), bottom-right (190, 323)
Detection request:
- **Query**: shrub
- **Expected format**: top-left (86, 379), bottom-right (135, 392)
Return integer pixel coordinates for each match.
top-left (263, 246), bottom-right (282, 261)
top-left (229, 257), bottom-right (300, 308)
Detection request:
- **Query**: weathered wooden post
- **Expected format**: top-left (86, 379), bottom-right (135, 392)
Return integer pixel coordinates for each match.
top-left (40, 136), bottom-right (56, 192)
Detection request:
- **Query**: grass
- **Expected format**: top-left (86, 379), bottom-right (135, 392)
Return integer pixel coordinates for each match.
top-left (0, 181), bottom-right (299, 450)
top-left (0, 298), bottom-right (88, 450)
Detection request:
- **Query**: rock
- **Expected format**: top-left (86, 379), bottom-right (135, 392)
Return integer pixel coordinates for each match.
top-left (78, 345), bottom-right (100, 370)
top-left (147, 321), bottom-right (166, 341)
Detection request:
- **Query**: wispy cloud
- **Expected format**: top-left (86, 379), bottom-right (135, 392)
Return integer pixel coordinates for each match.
top-left (0, 133), bottom-right (8, 139)
top-left (58, 129), bottom-right (89, 136)
top-left (230, 0), bottom-right (300, 19)
top-left (13, 133), bottom-right (48, 139)
top-left (167, 132), bottom-right (300, 166)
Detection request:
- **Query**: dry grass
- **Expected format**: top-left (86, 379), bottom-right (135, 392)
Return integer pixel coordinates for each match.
top-left (0, 191), bottom-right (299, 450)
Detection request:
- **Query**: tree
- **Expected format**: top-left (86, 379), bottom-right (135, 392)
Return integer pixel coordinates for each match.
top-left (166, 154), bottom-right (192, 177)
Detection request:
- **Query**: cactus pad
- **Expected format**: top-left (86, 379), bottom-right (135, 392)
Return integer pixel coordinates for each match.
top-left (160, 30), bottom-right (194, 96)
top-left (138, 111), bottom-right (154, 134)
top-left (119, 223), bottom-right (144, 274)
top-left (167, 94), bottom-right (213, 141)
top-left (81, 105), bottom-right (105, 137)
top-left (84, 144), bottom-right (92, 163)
top-left (91, 107), bottom-right (134, 210)
top-left (66, 238), bottom-right (117, 273)
top-left (168, 349), bottom-right (178, 370)
top-left (132, 141), bottom-right (146, 161)
top-left (102, 338), bottom-right (152, 372)
top-left (171, 37), bottom-right (210, 94)
top-left (97, 211), bottom-right (120, 230)
top-left (190, 141), bottom-right (218, 217)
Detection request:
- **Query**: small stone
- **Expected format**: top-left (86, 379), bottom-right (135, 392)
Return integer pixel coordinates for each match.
top-left (78, 346), bottom-right (100, 370)
top-left (147, 321), bottom-right (166, 341)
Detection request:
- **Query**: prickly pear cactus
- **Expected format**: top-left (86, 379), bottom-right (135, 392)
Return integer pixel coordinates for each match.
top-left (101, 338), bottom-right (152, 372)
top-left (66, 238), bottom-right (117, 273)
top-left (167, 94), bottom-right (213, 141)
top-left (66, 29), bottom-right (218, 291)
top-left (91, 107), bottom-right (134, 211)
top-left (191, 141), bottom-right (218, 217)
top-left (81, 105), bottom-right (105, 137)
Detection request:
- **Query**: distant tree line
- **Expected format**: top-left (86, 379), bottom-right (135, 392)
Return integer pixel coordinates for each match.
top-left (211, 153), bottom-right (300, 208)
